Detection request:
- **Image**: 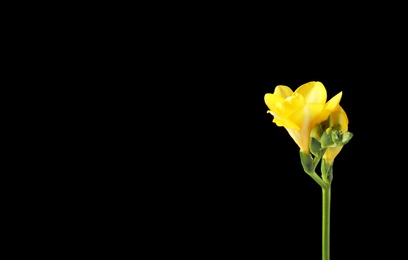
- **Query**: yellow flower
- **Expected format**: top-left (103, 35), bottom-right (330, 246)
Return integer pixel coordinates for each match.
top-left (264, 81), bottom-right (342, 153)
top-left (323, 105), bottom-right (349, 164)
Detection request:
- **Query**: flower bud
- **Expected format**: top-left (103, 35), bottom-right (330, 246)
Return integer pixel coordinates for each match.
top-left (321, 158), bottom-right (333, 184)
top-left (331, 129), bottom-right (341, 144)
top-left (321, 128), bottom-right (334, 148)
top-left (340, 131), bottom-right (353, 145)
top-left (310, 124), bottom-right (324, 157)
top-left (299, 150), bottom-right (314, 174)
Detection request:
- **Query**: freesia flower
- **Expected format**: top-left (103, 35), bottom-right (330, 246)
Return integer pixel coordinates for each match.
top-left (264, 81), bottom-right (353, 260)
top-left (264, 81), bottom-right (342, 153)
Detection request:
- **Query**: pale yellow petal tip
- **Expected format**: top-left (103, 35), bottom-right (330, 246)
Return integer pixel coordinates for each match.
top-left (326, 91), bottom-right (343, 109)
top-left (300, 81), bottom-right (324, 88)
top-left (274, 85), bottom-right (293, 98)
top-left (296, 81), bottom-right (327, 104)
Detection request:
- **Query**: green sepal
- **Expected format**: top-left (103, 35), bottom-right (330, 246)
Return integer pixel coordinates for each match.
top-left (299, 150), bottom-right (314, 174)
top-left (310, 137), bottom-right (322, 157)
top-left (321, 128), bottom-right (334, 148)
top-left (321, 158), bottom-right (333, 184)
top-left (310, 124), bottom-right (326, 157)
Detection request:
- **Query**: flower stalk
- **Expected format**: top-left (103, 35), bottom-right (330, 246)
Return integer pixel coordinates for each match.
top-left (322, 185), bottom-right (330, 260)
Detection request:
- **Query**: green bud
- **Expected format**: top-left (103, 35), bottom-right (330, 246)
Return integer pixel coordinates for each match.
top-left (321, 159), bottom-right (333, 184)
top-left (321, 128), bottom-right (352, 148)
top-left (299, 150), bottom-right (314, 174)
top-left (310, 124), bottom-right (323, 140)
top-left (310, 137), bottom-right (322, 157)
top-left (321, 128), bottom-right (334, 148)
top-left (310, 124), bottom-right (324, 156)
top-left (340, 131), bottom-right (353, 145)
top-left (331, 129), bottom-right (341, 144)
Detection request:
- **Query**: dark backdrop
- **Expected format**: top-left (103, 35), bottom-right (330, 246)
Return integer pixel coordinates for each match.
top-left (19, 4), bottom-right (408, 259)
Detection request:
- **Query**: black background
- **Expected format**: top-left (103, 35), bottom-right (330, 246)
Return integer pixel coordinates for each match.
top-left (14, 4), bottom-right (408, 259)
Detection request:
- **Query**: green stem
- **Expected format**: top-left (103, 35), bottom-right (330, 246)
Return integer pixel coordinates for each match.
top-left (308, 171), bottom-right (328, 189)
top-left (322, 185), bottom-right (331, 260)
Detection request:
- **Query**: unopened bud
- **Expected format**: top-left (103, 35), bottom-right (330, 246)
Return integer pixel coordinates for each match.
top-left (331, 129), bottom-right (341, 144)
top-left (310, 124), bottom-right (324, 156)
top-left (321, 158), bottom-right (333, 184)
top-left (340, 131), bottom-right (353, 145)
top-left (321, 128), bottom-right (334, 148)
top-left (299, 150), bottom-right (314, 174)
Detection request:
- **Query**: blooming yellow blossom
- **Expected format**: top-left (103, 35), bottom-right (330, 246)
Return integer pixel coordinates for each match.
top-left (322, 105), bottom-right (349, 164)
top-left (264, 81), bottom-right (342, 153)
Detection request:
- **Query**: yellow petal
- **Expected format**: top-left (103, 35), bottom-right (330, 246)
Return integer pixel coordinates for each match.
top-left (325, 92), bottom-right (343, 111)
top-left (287, 103), bottom-right (325, 129)
top-left (275, 92), bottom-right (305, 116)
top-left (268, 111), bottom-right (300, 130)
top-left (286, 128), bottom-right (307, 151)
top-left (280, 117), bottom-right (301, 130)
top-left (264, 93), bottom-right (285, 112)
top-left (323, 146), bottom-right (343, 164)
top-left (272, 117), bottom-right (285, 127)
top-left (331, 105), bottom-right (348, 132)
top-left (295, 81), bottom-right (327, 104)
top-left (316, 91), bottom-right (343, 123)
top-left (281, 103), bottom-right (325, 152)
top-left (274, 85), bottom-right (293, 98)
